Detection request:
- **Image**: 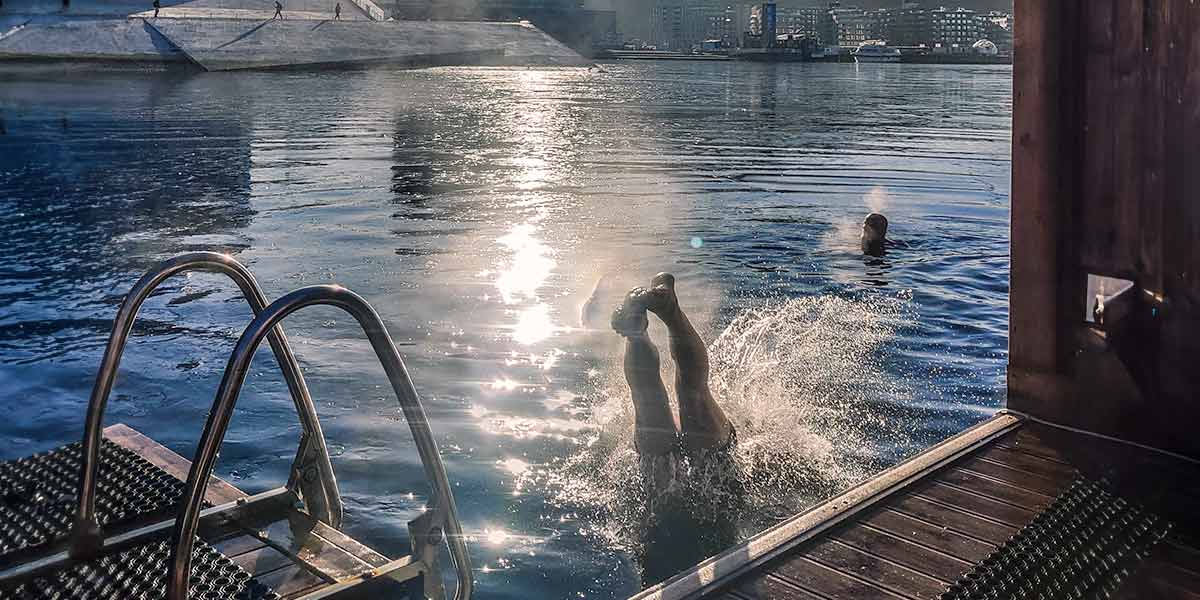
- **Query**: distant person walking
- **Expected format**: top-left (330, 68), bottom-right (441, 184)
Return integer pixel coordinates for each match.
top-left (152, 0), bottom-right (160, 18)
top-left (333, 2), bottom-right (341, 19)
top-left (272, 0), bottom-right (283, 19)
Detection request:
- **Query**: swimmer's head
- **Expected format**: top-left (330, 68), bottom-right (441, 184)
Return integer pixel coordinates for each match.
top-left (861, 213), bottom-right (889, 256)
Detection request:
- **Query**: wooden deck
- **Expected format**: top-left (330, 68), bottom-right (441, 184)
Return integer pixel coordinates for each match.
top-left (105, 424), bottom-right (409, 599)
top-left (706, 417), bottom-right (1200, 600)
top-left (632, 413), bottom-right (1200, 600)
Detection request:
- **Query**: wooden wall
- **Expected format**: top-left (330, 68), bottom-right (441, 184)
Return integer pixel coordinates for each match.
top-left (1009, 0), bottom-right (1200, 458)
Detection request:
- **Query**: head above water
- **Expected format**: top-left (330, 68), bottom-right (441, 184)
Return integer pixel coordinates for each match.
top-left (861, 213), bottom-right (889, 256)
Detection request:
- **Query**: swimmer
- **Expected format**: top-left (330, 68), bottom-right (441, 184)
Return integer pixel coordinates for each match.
top-left (611, 274), bottom-right (735, 460)
top-left (612, 274), bottom-right (740, 583)
top-left (861, 212), bottom-right (889, 257)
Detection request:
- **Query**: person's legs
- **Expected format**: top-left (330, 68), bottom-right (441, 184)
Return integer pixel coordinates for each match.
top-left (644, 273), bottom-right (734, 456)
top-left (612, 290), bottom-right (679, 457)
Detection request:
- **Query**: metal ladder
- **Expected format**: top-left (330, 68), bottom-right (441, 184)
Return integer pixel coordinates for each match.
top-left (3, 252), bottom-right (471, 600)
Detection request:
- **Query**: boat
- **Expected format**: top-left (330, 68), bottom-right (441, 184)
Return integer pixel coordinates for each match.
top-left (0, 253), bottom-right (472, 600)
top-left (852, 40), bottom-right (901, 63)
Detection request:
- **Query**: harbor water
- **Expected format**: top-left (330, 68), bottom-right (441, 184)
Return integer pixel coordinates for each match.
top-left (0, 61), bottom-right (1012, 598)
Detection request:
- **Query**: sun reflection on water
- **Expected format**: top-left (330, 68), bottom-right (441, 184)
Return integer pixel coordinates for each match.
top-left (493, 222), bottom-right (564, 346)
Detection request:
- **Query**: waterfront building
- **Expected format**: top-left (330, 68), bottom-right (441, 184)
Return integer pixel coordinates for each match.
top-left (886, 0), bottom-right (932, 47)
top-left (778, 6), bottom-right (822, 41)
top-left (981, 10), bottom-right (1013, 55)
top-left (682, 2), bottom-right (738, 49)
top-left (929, 6), bottom-right (982, 54)
top-left (650, 0), bottom-right (686, 49)
top-left (818, 1), bottom-right (868, 49)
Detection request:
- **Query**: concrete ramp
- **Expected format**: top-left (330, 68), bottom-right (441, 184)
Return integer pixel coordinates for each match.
top-left (0, 16), bottom-right (187, 61)
top-left (146, 18), bottom-right (589, 70)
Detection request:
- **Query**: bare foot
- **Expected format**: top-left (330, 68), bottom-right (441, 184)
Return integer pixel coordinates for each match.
top-left (611, 288), bottom-right (650, 337)
top-left (643, 273), bottom-right (679, 319)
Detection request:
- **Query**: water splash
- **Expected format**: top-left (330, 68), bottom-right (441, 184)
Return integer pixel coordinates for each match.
top-left (534, 291), bottom-right (919, 560)
top-left (864, 185), bottom-right (891, 215)
top-left (825, 185), bottom-right (895, 253)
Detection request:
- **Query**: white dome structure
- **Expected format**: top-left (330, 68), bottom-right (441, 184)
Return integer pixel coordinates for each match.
top-left (973, 39), bottom-right (999, 56)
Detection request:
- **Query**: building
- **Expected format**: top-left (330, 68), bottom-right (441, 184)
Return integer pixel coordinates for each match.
top-left (778, 6), bottom-right (822, 41)
top-left (818, 1), bottom-right (869, 48)
top-left (981, 10), bottom-right (1014, 55)
top-left (650, 0), bottom-right (686, 49)
top-left (682, 2), bottom-right (739, 49)
top-left (929, 6), bottom-right (982, 53)
top-left (883, 1), bottom-right (932, 46)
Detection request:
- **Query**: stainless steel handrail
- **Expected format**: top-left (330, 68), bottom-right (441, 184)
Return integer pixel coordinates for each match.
top-left (166, 285), bottom-right (472, 600)
top-left (69, 253), bottom-right (342, 559)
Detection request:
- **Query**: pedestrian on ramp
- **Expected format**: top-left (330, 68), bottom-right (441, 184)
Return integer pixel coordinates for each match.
top-left (273, 0), bottom-right (283, 19)
top-left (334, 2), bottom-right (341, 19)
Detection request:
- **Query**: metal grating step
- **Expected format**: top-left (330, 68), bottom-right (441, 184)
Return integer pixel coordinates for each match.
top-left (3, 537), bottom-right (281, 600)
top-left (0, 439), bottom-right (205, 560)
top-left (940, 477), bottom-right (1172, 600)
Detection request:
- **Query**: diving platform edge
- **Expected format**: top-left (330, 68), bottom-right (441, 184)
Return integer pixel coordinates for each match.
top-left (632, 412), bottom-right (1200, 600)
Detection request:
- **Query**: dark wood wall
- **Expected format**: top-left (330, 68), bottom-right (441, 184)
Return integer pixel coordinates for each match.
top-left (1009, 0), bottom-right (1200, 458)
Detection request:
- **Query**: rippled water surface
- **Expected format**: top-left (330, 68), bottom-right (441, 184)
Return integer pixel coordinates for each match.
top-left (0, 61), bottom-right (1011, 598)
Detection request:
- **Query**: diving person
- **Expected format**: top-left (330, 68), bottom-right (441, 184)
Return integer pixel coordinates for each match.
top-left (611, 273), bottom-right (736, 479)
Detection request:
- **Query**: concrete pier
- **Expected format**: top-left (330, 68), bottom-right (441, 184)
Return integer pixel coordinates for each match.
top-left (0, 0), bottom-right (588, 69)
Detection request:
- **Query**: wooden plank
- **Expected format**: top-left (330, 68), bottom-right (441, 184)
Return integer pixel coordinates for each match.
top-left (212, 533), bottom-right (269, 558)
top-left (1162, 536), bottom-right (1200, 576)
top-left (1115, 552), bottom-right (1200, 600)
top-left (1109, 0), bottom-right (1144, 277)
top-left (831, 525), bottom-right (971, 584)
top-left (788, 538), bottom-right (946, 600)
top-left (309, 520), bottom-right (390, 568)
top-left (888, 494), bottom-right (1018, 546)
top-left (766, 557), bottom-right (908, 600)
top-left (253, 564), bottom-right (327, 599)
top-left (859, 510), bottom-right (994, 564)
top-left (260, 512), bottom-right (378, 581)
top-left (937, 468), bottom-right (1057, 510)
top-left (643, 415), bottom-right (1023, 600)
top-left (975, 444), bottom-right (1078, 481)
top-left (231, 545), bottom-right (296, 578)
top-left (1164, 0), bottom-right (1200, 311)
top-left (995, 427), bottom-right (1072, 465)
top-left (1138, 0), bottom-right (1167, 294)
top-left (103, 423), bottom-right (244, 505)
top-left (955, 457), bottom-right (1067, 498)
top-left (1079, 0), bottom-right (1118, 273)
top-left (722, 591), bottom-right (757, 600)
top-left (734, 573), bottom-right (825, 600)
top-left (1008, 0), bottom-right (1078, 402)
top-left (915, 483), bottom-right (1038, 529)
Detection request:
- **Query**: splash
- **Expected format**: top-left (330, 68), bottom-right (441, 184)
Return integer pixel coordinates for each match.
top-left (535, 291), bottom-right (919, 557)
top-left (864, 185), bottom-right (891, 215)
top-left (824, 185), bottom-right (894, 252)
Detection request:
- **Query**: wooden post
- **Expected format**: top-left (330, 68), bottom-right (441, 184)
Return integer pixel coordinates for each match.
top-left (1008, 0), bottom-right (1085, 410)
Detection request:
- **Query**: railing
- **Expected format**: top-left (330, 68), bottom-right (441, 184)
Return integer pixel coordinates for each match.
top-left (69, 252), bottom-right (342, 559)
top-left (165, 285), bottom-right (472, 600)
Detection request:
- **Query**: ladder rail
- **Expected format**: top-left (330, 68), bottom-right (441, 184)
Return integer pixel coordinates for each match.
top-left (69, 252), bottom-right (343, 559)
top-left (166, 285), bottom-right (472, 600)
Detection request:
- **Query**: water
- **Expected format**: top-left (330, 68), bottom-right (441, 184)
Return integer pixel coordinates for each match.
top-left (0, 61), bottom-right (1011, 598)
